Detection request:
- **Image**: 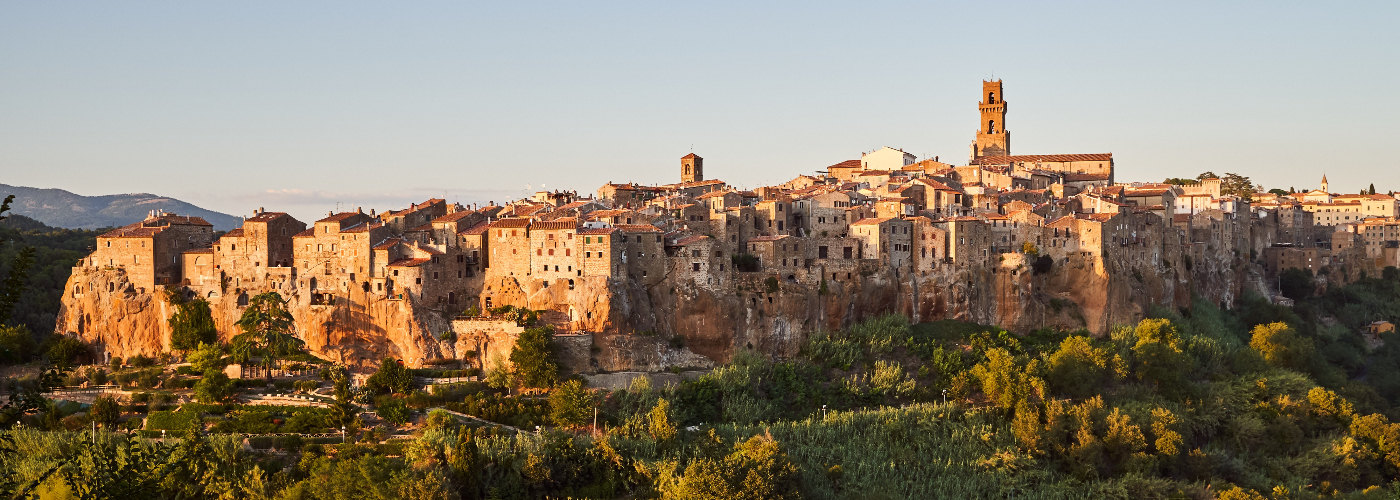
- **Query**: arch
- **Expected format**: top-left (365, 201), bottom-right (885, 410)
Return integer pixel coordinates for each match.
top-left (988, 91), bottom-right (996, 104)
top-left (988, 120), bottom-right (996, 134)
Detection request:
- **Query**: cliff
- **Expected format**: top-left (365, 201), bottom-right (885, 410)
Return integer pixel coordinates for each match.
top-left (55, 222), bottom-right (1245, 372)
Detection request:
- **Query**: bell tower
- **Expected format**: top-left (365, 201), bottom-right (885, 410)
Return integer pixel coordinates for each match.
top-left (681, 153), bottom-right (703, 183)
top-left (970, 80), bottom-right (1010, 161)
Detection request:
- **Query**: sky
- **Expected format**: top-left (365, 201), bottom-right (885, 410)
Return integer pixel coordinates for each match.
top-left (2, 1), bottom-right (1397, 223)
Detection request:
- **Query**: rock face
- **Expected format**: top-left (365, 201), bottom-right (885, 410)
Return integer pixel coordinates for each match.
top-left (57, 219), bottom-right (1246, 372)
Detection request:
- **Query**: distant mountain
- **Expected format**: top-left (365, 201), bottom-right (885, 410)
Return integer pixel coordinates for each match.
top-left (0, 184), bottom-right (242, 231)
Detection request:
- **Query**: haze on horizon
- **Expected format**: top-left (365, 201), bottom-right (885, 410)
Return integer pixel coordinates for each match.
top-left (1, 1), bottom-right (1396, 223)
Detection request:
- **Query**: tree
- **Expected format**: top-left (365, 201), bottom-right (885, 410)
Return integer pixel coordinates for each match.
top-left (232, 292), bottom-right (304, 378)
top-left (1196, 172), bottom-right (1219, 181)
top-left (969, 348), bottom-right (1038, 410)
top-left (365, 358), bottom-right (414, 395)
top-left (47, 336), bottom-right (87, 367)
top-left (169, 298), bottom-right (218, 352)
top-left (1131, 319), bottom-right (1188, 394)
top-left (188, 342), bottom-right (227, 374)
top-left (511, 326), bottom-right (559, 388)
top-left (1219, 173), bottom-right (1257, 201)
top-left (89, 395), bottom-right (120, 428)
top-left (1249, 322), bottom-right (1314, 371)
top-left (549, 379), bottom-right (594, 428)
top-left (1268, 188), bottom-right (1290, 197)
top-left (0, 324), bottom-right (37, 363)
top-left (1279, 267), bottom-right (1314, 300)
top-left (0, 195), bottom-right (37, 327)
top-left (194, 370), bottom-right (235, 403)
top-left (1045, 336), bottom-right (1112, 398)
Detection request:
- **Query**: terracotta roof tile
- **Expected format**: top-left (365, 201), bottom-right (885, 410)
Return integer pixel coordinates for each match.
top-left (971, 153), bottom-right (1113, 165)
top-left (672, 235), bottom-right (709, 246)
top-left (617, 224), bottom-right (661, 233)
top-left (488, 218), bottom-right (532, 229)
top-left (293, 228), bottom-right (316, 238)
top-left (530, 219), bottom-right (579, 231)
top-left (317, 212), bottom-right (362, 223)
top-left (457, 221), bottom-right (490, 236)
top-left (387, 258), bottom-right (431, 268)
top-left (245, 212), bottom-right (290, 223)
top-left (827, 159), bottom-right (862, 170)
top-left (342, 222), bottom-right (383, 233)
top-left (432, 210), bottom-right (479, 223)
top-left (221, 228), bottom-right (245, 238)
top-left (851, 217), bottom-right (896, 226)
top-left (373, 238), bottom-right (403, 250)
top-left (579, 227), bottom-right (620, 236)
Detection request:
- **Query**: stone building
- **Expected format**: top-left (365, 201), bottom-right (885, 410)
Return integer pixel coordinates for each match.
top-left (90, 212), bottom-right (215, 290)
top-left (971, 80), bottom-right (1010, 160)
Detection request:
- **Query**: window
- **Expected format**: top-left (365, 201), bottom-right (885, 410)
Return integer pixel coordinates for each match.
top-left (988, 120), bottom-right (996, 134)
top-left (693, 263), bottom-right (701, 271)
top-left (416, 277), bottom-right (422, 284)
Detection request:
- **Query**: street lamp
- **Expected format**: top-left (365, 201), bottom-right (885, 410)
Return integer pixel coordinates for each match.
top-left (821, 405), bottom-right (827, 420)
top-left (341, 425), bottom-right (346, 444)
top-left (942, 389), bottom-right (948, 405)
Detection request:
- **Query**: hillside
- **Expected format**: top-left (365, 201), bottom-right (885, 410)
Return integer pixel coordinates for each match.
top-left (0, 214), bottom-right (102, 337)
top-left (0, 183), bottom-right (241, 231)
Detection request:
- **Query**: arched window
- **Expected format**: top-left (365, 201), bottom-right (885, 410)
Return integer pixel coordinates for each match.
top-left (988, 120), bottom-right (996, 134)
top-left (988, 91), bottom-right (996, 103)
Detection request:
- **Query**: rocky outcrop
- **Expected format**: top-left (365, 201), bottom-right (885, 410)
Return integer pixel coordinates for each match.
top-left (57, 222), bottom-right (1246, 372)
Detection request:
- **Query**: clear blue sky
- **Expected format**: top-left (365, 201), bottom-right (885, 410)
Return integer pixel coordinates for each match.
top-left (2, 1), bottom-right (1396, 222)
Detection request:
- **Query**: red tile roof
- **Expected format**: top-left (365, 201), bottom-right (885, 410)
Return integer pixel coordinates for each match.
top-left (826, 159), bottom-right (862, 170)
top-left (374, 238), bottom-right (403, 250)
top-left (1064, 173), bottom-right (1112, 182)
top-left (851, 217), bottom-right (895, 226)
top-left (386, 258), bottom-right (431, 268)
top-left (672, 235), bottom-right (709, 246)
top-left (99, 226), bottom-right (165, 238)
top-left (971, 153), bottom-right (1113, 165)
top-left (317, 212), bottom-right (363, 223)
top-left (342, 222), bottom-right (383, 233)
top-left (682, 153), bottom-right (701, 159)
top-left (617, 224), bottom-right (660, 233)
top-left (245, 212), bottom-right (290, 223)
top-left (432, 210), bottom-right (479, 223)
top-left (457, 221), bottom-right (490, 236)
top-left (488, 218), bottom-right (532, 229)
top-left (530, 219), bottom-right (579, 231)
top-left (293, 228), bottom-right (316, 238)
top-left (579, 227), bottom-right (620, 236)
top-left (406, 223), bottom-right (434, 233)
top-left (221, 228), bottom-right (245, 238)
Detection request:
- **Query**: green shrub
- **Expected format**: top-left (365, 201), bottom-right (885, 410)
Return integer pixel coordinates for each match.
top-left (146, 410), bottom-right (200, 432)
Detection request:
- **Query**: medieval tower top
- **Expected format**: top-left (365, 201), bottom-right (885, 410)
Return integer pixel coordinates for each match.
top-left (682, 153), bottom-right (704, 183)
top-left (970, 80), bottom-right (1010, 161)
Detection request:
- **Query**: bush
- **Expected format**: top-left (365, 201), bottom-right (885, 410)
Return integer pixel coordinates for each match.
top-left (550, 379), bottom-right (594, 428)
top-left (146, 410), bottom-right (200, 432)
top-left (129, 354), bottom-right (155, 368)
top-left (89, 396), bottom-right (120, 428)
top-left (47, 336), bottom-right (87, 366)
top-left (365, 358), bottom-right (414, 394)
top-left (376, 396), bottom-right (412, 425)
top-left (195, 371), bottom-right (235, 403)
top-left (511, 326), bottom-right (559, 388)
top-left (1280, 267), bottom-right (1315, 300)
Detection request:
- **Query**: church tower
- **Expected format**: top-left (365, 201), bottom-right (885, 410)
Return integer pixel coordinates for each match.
top-left (681, 153), bottom-right (703, 183)
top-left (970, 80), bottom-right (1010, 161)
top-left (1321, 174), bottom-right (1329, 193)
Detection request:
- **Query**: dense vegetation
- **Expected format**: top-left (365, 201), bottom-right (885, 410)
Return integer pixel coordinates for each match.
top-left (0, 213), bottom-right (101, 339)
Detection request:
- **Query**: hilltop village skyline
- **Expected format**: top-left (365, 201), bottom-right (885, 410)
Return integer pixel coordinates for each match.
top-left (59, 80), bottom-right (1400, 369)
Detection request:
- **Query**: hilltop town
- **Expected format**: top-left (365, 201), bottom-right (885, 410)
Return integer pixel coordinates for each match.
top-left (56, 80), bottom-right (1400, 372)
